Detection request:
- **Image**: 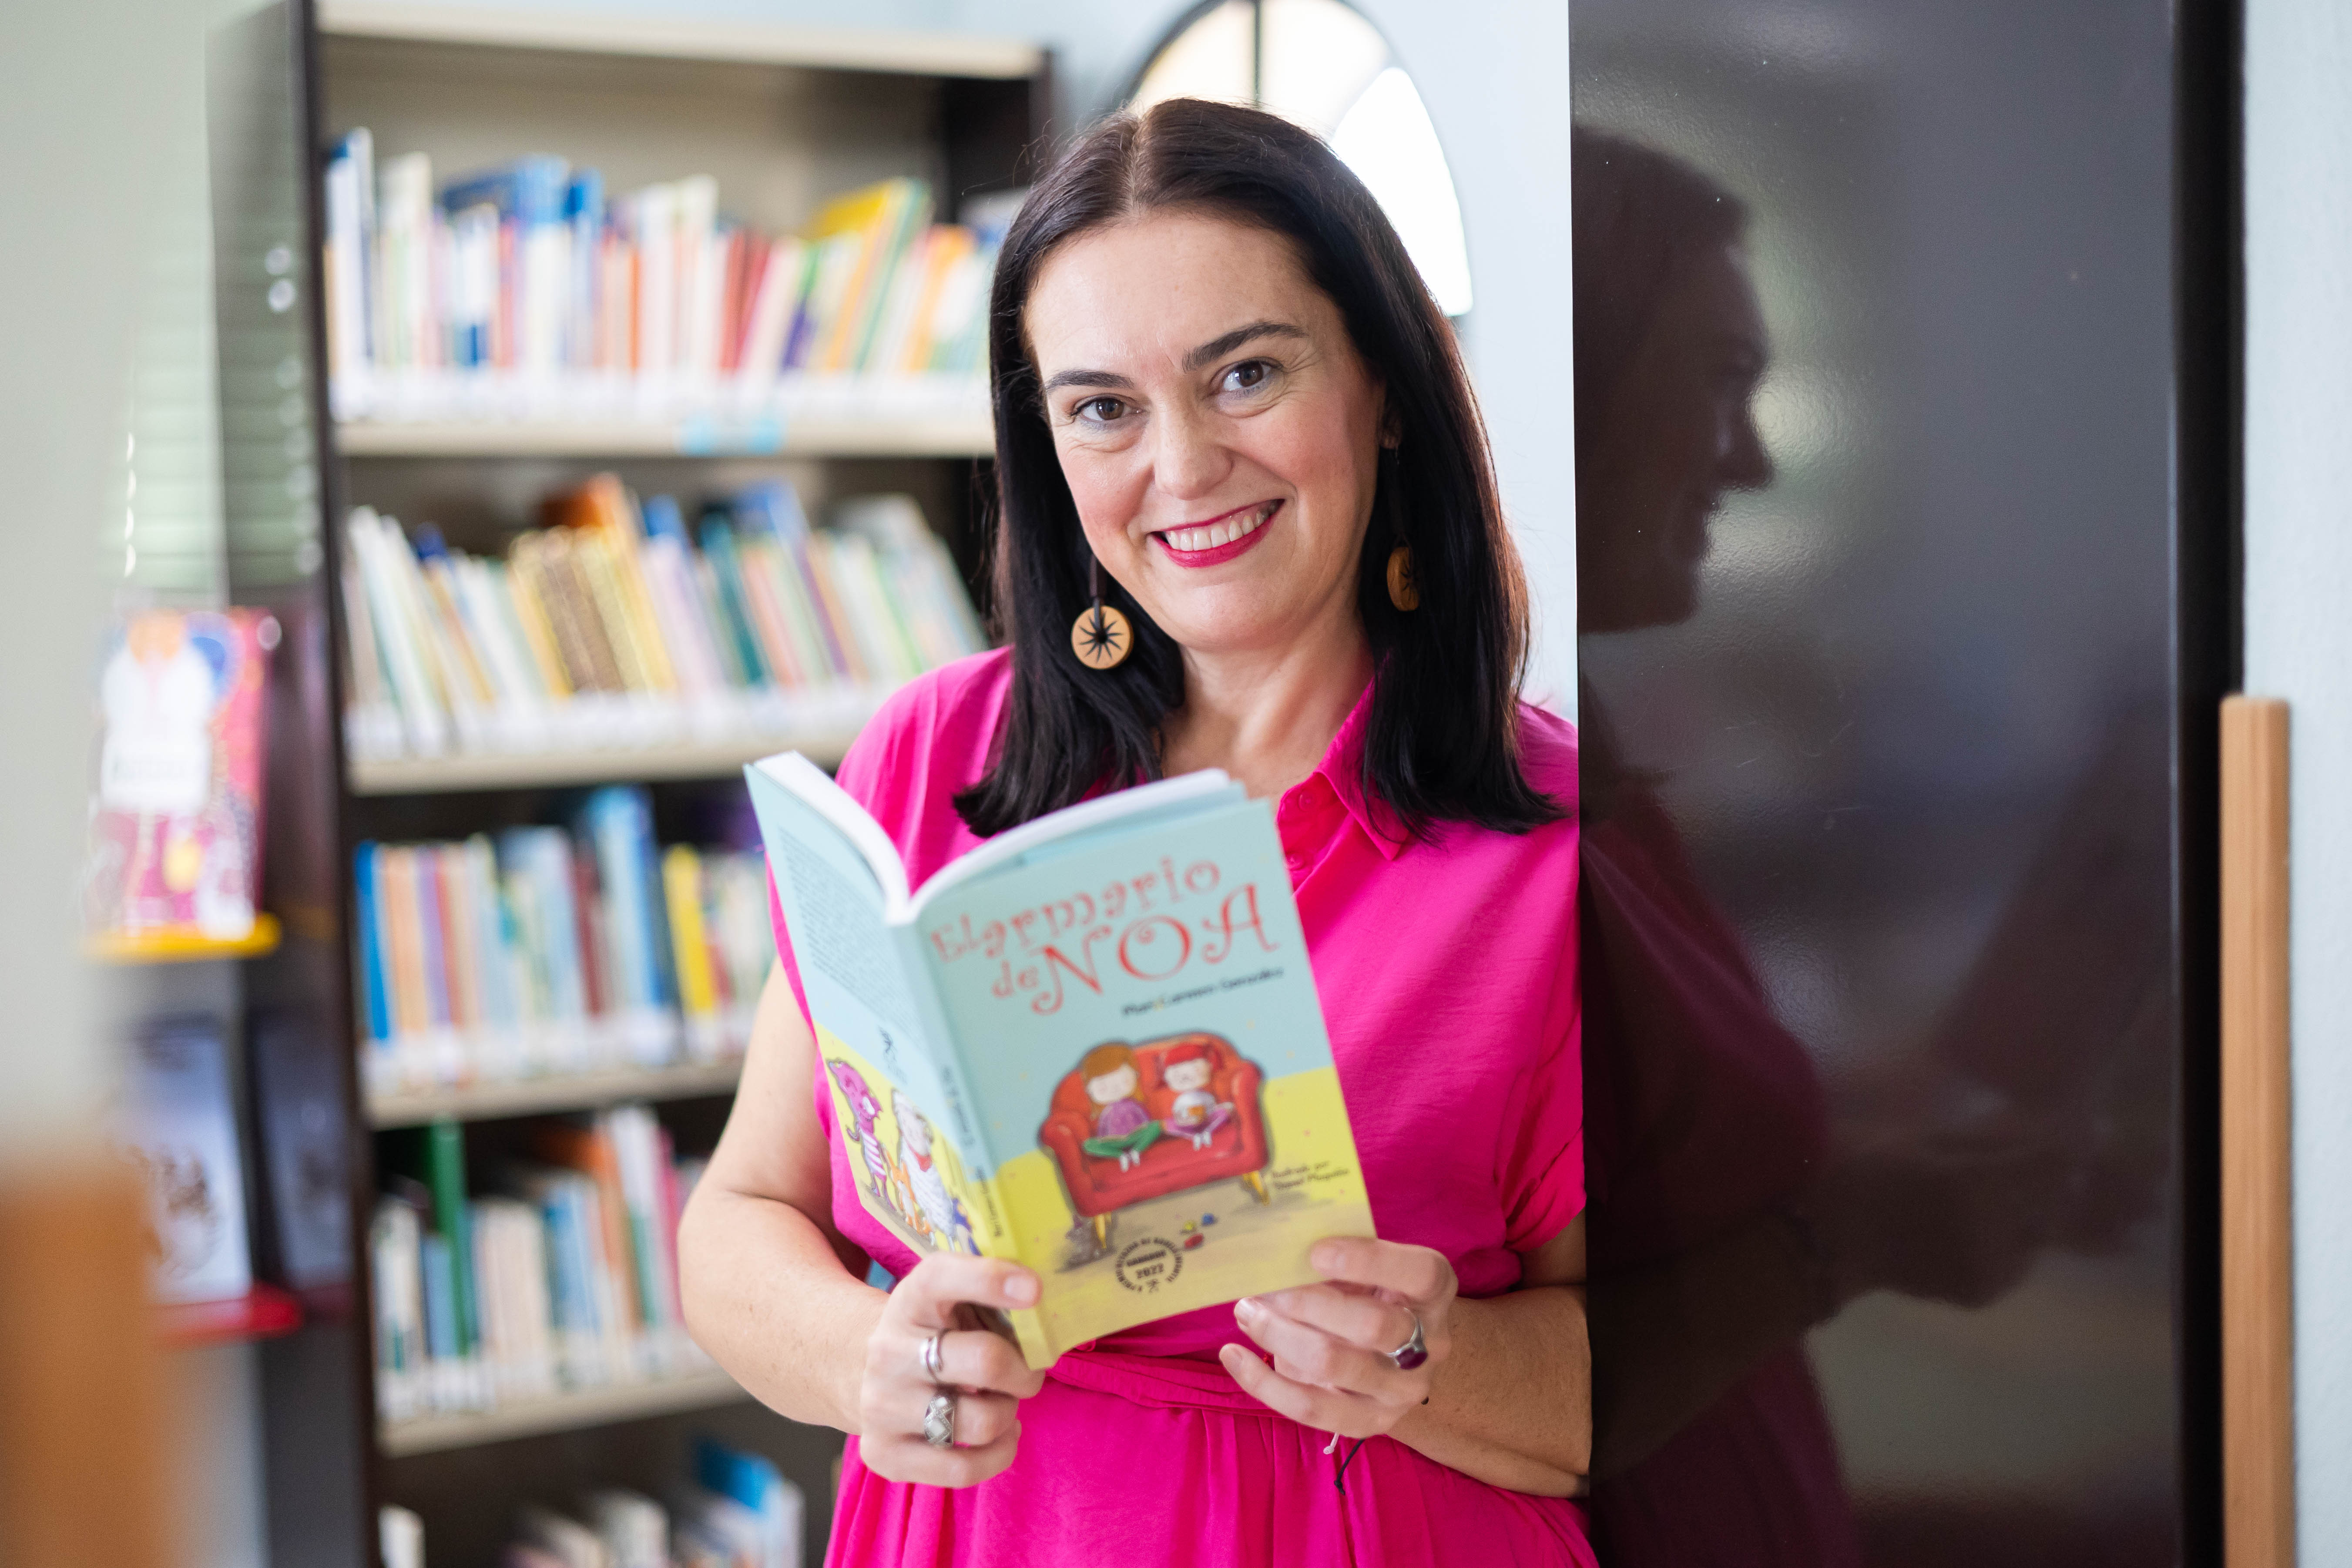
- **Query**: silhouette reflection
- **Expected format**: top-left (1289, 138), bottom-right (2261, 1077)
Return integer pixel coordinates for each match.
top-left (1574, 129), bottom-right (2178, 1567)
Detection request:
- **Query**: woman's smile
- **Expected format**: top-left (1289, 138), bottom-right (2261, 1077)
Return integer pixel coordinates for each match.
top-left (1151, 499), bottom-right (1282, 567)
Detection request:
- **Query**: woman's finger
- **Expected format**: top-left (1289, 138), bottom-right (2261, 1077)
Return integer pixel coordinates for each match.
top-left (1218, 1343), bottom-right (1385, 1437)
top-left (861, 1431), bottom-right (1020, 1489)
top-left (1309, 1237), bottom-right (1454, 1304)
top-left (1245, 1283), bottom-right (1417, 1354)
top-left (1234, 1295), bottom-right (1411, 1394)
top-left (933, 1326), bottom-right (1047, 1399)
top-left (888, 1255), bottom-right (1041, 1330)
top-left (931, 1390), bottom-right (1020, 1449)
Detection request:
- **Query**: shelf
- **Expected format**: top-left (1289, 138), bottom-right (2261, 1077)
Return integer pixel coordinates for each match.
top-left (318, 0), bottom-right (1045, 79)
top-left (379, 1367), bottom-right (751, 1456)
top-left (336, 410), bottom-right (996, 460)
top-left (369, 1058), bottom-right (745, 1128)
top-left (158, 1283), bottom-right (305, 1350)
top-left (349, 731), bottom-right (856, 794)
top-left (88, 913), bottom-right (284, 965)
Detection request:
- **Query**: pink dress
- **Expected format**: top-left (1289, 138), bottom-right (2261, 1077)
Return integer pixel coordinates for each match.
top-left (768, 650), bottom-right (1595, 1567)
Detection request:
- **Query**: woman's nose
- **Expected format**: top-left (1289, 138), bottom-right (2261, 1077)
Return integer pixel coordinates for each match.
top-left (1722, 404), bottom-right (1774, 491)
top-left (1151, 407), bottom-right (1233, 500)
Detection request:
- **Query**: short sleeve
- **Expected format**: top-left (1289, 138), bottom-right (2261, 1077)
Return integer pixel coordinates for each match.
top-left (1497, 860), bottom-right (1587, 1254)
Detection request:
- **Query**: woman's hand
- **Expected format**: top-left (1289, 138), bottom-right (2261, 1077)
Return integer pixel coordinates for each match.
top-left (856, 1255), bottom-right (1048, 1487)
top-left (1219, 1237), bottom-right (1457, 1439)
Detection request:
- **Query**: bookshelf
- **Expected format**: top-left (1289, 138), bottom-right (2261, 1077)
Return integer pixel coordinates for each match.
top-left (347, 729), bottom-right (860, 794)
top-left (368, 1058), bottom-right (743, 1128)
top-left (378, 1367), bottom-right (752, 1457)
top-left (301, 7), bottom-right (1048, 1565)
top-left (334, 407), bottom-right (996, 460)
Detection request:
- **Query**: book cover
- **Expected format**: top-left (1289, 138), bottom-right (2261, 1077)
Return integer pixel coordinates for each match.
top-left (87, 608), bottom-right (274, 940)
top-left (746, 756), bottom-right (1374, 1368)
top-left (117, 1015), bottom-right (255, 1304)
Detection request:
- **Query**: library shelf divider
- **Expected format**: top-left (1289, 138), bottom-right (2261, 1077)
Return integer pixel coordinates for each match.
top-left (367, 1058), bottom-right (745, 1128)
top-left (378, 1366), bottom-right (753, 1457)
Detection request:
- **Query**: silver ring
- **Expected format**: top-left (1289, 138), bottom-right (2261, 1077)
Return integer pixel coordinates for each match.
top-left (923, 1390), bottom-right (957, 1448)
top-left (1385, 1309), bottom-right (1428, 1371)
top-left (921, 1330), bottom-right (947, 1384)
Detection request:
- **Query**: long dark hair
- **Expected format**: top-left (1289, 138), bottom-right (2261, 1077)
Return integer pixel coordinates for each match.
top-left (955, 97), bottom-right (1559, 840)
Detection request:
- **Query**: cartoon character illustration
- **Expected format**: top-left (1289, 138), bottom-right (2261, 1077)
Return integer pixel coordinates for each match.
top-left (1076, 1043), bottom-right (1161, 1171)
top-left (828, 1059), bottom-right (896, 1206)
top-left (892, 1088), bottom-right (976, 1254)
top-left (1159, 1042), bottom-right (1237, 1148)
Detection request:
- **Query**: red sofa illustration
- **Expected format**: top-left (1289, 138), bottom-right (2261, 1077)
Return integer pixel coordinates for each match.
top-left (1038, 1031), bottom-right (1270, 1254)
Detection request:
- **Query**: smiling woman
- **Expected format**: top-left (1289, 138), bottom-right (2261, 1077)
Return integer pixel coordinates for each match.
top-left (958, 100), bottom-right (1553, 838)
top-left (678, 97), bottom-right (1595, 1568)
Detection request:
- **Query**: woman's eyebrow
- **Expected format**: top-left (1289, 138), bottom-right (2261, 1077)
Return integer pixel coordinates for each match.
top-left (1039, 321), bottom-right (1309, 396)
top-left (1183, 319), bottom-right (1307, 371)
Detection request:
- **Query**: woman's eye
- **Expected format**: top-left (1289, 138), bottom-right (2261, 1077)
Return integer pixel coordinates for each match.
top-left (1075, 396), bottom-right (1128, 424)
top-left (1221, 360), bottom-right (1272, 393)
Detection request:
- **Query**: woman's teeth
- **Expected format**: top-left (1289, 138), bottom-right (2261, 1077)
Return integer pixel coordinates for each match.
top-left (1161, 502), bottom-right (1275, 554)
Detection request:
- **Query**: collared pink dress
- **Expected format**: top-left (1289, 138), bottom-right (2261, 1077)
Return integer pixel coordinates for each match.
top-left (768, 650), bottom-right (1594, 1567)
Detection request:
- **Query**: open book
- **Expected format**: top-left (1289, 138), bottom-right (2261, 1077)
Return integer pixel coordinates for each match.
top-left (745, 755), bottom-right (1374, 1367)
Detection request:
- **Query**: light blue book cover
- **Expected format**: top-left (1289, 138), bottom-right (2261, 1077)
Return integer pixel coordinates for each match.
top-left (745, 754), bottom-right (1374, 1367)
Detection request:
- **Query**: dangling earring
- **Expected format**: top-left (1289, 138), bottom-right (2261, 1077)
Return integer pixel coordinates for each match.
top-left (1381, 445), bottom-right (1419, 612)
top-left (1387, 546), bottom-right (1419, 612)
top-left (1070, 554), bottom-right (1132, 670)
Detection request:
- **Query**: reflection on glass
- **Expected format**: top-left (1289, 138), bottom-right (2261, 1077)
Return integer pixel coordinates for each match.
top-left (1127, 0), bottom-right (1471, 315)
top-left (1574, 121), bottom-right (2180, 1566)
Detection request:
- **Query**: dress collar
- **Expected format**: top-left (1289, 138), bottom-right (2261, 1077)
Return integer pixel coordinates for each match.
top-left (1295, 678), bottom-right (1409, 861)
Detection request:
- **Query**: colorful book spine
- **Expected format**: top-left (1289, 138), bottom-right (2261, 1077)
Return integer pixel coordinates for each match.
top-left (354, 815), bottom-right (770, 1093)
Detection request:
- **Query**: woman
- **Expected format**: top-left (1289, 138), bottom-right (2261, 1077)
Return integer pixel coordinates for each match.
top-left (680, 99), bottom-right (1594, 1565)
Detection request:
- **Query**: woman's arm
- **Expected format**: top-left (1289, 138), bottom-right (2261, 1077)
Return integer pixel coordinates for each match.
top-left (678, 967), bottom-right (1045, 1484)
top-left (677, 965), bottom-right (883, 1429)
top-left (1221, 1218), bottom-right (1590, 1497)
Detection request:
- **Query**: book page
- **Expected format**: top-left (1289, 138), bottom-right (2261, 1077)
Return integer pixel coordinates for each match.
top-left (744, 765), bottom-right (950, 1130)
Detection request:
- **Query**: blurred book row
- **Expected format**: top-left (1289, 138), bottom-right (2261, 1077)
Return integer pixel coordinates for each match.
top-left (324, 133), bottom-right (1011, 423)
top-left (379, 1437), bottom-right (804, 1568)
top-left (374, 1108), bottom-right (708, 1420)
top-left (357, 786), bottom-right (772, 1097)
top-left (343, 477), bottom-right (986, 764)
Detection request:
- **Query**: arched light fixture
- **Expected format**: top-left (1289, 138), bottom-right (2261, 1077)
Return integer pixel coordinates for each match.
top-left (1126, 0), bottom-right (1474, 318)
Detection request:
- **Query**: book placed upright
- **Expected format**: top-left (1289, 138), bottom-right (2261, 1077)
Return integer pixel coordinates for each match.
top-left (86, 608), bottom-right (274, 942)
top-left (745, 756), bottom-right (1374, 1368)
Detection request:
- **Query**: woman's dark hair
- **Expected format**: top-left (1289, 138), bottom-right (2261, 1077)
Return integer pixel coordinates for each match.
top-left (1570, 127), bottom-right (1748, 464)
top-left (955, 97), bottom-right (1559, 840)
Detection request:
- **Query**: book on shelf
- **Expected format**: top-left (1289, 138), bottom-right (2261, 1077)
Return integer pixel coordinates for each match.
top-left (341, 477), bottom-right (986, 766)
top-left (745, 756), bottom-right (1376, 1369)
top-left (466, 1442), bottom-right (802, 1568)
top-left (117, 1014), bottom-right (256, 1306)
top-left (354, 787), bottom-right (772, 1096)
top-left (84, 608), bottom-right (275, 943)
top-left (372, 1106), bottom-right (711, 1424)
top-left (321, 129), bottom-right (1007, 424)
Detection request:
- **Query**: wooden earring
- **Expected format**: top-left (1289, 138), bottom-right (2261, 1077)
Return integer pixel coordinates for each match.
top-left (1386, 546), bottom-right (1419, 611)
top-left (1071, 556), bottom-right (1132, 670)
top-left (1381, 444), bottom-right (1418, 611)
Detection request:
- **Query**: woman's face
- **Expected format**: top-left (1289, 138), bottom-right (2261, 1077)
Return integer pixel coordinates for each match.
top-left (1577, 243), bottom-right (1773, 634)
top-left (1025, 212), bottom-right (1388, 660)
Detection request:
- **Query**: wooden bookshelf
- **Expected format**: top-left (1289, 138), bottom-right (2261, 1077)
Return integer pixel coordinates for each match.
top-left (306, 7), bottom-right (1049, 1559)
top-left (378, 1367), bottom-right (752, 1457)
top-left (318, 0), bottom-right (1043, 79)
top-left (368, 1058), bottom-right (744, 1127)
top-left (87, 913), bottom-right (284, 966)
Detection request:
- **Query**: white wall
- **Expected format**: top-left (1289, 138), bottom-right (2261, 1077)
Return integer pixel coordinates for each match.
top-left (2241, 0), bottom-right (2352, 1556)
